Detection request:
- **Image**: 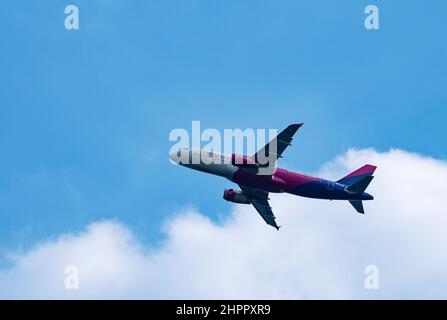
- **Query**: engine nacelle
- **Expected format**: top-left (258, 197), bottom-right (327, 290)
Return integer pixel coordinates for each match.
top-left (223, 189), bottom-right (251, 204)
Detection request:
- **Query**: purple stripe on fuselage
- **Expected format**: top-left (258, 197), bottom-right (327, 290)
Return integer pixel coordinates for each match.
top-left (232, 169), bottom-right (286, 192)
top-left (273, 168), bottom-right (320, 189)
top-left (231, 167), bottom-right (320, 193)
top-left (231, 167), bottom-right (372, 200)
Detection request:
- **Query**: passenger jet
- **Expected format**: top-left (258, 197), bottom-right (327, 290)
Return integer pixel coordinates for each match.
top-left (170, 124), bottom-right (376, 230)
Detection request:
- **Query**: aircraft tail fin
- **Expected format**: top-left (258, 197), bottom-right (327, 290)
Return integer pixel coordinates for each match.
top-left (337, 164), bottom-right (377, 186)
top-left (349, 200), bottom-right (364, 214)
top-left (346, 175), bottom-right (374, 193)
top-left (341, 165), bottom-right (377, 215)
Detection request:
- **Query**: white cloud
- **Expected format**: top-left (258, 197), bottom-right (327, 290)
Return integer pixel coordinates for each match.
top-left (1, 148), bottom-right (447, 299)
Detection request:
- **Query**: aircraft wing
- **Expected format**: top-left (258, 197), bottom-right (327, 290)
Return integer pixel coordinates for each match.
top-left (251, 199), bottom-right (280, 230)
top-left (252, 123), bottom-right (303, 170)
top-left (239, 185), bottom-right (280, 230)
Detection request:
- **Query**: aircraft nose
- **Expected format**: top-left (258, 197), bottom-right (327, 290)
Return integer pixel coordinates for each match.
top-left (169, 149), bottom-right (181, 164)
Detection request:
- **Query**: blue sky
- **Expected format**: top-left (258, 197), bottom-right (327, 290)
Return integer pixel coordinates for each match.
top-left (0, 0), bottom-right (446, 252)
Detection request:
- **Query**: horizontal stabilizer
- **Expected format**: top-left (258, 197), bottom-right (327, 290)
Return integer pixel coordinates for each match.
top-left (349, 200), bottom-right (364, 214)
top-left (346, 175), bottom-right (374, 193)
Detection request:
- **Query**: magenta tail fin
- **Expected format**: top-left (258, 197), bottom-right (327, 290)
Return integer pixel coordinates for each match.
top-left (337, 164), bottom-right (377, 186)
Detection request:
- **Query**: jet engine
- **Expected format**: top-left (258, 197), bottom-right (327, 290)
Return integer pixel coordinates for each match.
top-left (223, 189), bottom-right (251, 204)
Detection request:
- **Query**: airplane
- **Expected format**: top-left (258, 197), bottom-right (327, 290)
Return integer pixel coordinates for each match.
top-left (169, 123), bottom-right (376, 230)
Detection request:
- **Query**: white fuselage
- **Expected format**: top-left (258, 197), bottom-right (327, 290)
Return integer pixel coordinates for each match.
top-left (170, 148), bottom-right (238, 179)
